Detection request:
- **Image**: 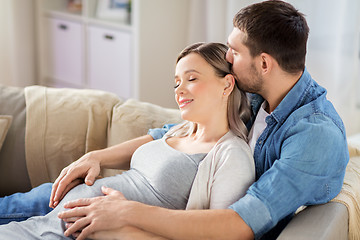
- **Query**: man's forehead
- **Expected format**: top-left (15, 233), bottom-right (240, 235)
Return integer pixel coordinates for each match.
top-left (227, 28), bottom-right (245, 50)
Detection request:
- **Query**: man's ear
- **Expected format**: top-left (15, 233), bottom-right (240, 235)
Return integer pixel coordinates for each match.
top-left (259, 53), bottom-right (273, 74)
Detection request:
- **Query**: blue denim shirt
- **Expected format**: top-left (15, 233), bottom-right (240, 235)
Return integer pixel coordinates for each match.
top-left (148, 69), bottom-right (349, 239)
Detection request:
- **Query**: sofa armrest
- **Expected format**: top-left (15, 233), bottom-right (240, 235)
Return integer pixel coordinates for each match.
top-left (277, 202), bottom-right (348, 240)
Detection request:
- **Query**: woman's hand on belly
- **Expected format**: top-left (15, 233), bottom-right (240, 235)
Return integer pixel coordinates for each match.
top-left (58, 186), bottom-right (132, 240)
top-left (49, 151), bottom-right (102, 208)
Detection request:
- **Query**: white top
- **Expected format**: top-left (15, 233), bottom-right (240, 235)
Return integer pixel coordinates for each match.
top-left (248, 101), bottom-right (270, 154)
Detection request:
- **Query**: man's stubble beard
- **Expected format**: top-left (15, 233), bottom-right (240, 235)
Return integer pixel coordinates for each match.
top-left (233, 63), bottom-right (264, 94)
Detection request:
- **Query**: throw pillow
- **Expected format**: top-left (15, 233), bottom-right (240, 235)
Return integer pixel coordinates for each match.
top-left (108, 99), bottom-right (182, 147)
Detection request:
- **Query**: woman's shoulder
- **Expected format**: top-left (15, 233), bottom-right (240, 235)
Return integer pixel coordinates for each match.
top-left (211, 131), bottom-right (253, 162)
top-left (217, 131), bottom-right (250, 150)
top-left (208, 131), bottom-right (254, 175)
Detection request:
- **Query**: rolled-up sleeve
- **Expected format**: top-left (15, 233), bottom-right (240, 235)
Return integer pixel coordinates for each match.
top-left (147, 124), bottom-right (177, 140)
top-left (229, 194), bottom-right (273, 237)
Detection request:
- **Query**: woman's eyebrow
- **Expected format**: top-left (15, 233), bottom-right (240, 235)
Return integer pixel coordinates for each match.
top-left (185, 69), bottom-right (200, 74)
top-left (174, 69), bottom-right (201, 79)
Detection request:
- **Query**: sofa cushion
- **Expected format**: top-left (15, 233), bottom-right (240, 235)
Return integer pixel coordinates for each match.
top-left (24, 86), bottom-right (122, 187)
top-left (0, 85), bottom-right (32, 196)
top-left (108, 99), bottom-right (182, 147)
top-left (0, 115), bottom-right (12, 151)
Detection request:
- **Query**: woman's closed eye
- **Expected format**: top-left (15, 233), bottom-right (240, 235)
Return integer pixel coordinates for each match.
top-left (174, 78), bottom-right (197, 88)
top-left (174, 79), bottom-right (180, 88)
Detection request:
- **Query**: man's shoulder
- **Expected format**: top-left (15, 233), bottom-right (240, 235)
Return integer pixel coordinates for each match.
top-left (288, 90), bottom-right (345, 136)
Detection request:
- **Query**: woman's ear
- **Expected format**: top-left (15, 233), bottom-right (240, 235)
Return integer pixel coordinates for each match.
top-left (223, 74), bottom-right (235, 95)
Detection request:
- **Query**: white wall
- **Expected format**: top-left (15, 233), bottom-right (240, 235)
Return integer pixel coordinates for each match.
top-left (289, 0), bottom-right (360, 136)
top-left (0, 1), bottom-right (13, 86)
top-left (0, 0), bottom-right (36, 87)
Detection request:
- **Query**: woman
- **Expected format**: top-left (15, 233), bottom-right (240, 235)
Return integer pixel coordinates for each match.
top-left (0, 42), bottom-right (254, 239)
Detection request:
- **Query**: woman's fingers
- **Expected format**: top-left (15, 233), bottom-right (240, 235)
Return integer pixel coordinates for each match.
top-left (49, 168), bottom-right (69, 208)
top-left (58, 178), bottom-right (84, 203)
top-left (50, 167), bottom-right (78, 208)
top-left (55, 169), bottom-right (84, 202)
top-left (50, 153), bottom-right (101, 208)
top-left (84, 167), bottom-right (100, 186)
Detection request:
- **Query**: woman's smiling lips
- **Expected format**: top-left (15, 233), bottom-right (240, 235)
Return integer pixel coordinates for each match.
top-left (178, 99), bottom-right (193, 108)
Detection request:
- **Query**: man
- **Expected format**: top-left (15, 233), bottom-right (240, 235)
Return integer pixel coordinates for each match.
top-left (1, 1), bottom-right (349, 239)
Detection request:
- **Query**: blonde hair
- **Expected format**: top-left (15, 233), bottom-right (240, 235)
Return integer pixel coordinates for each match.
top-left (166, 42), bottom-right (250, 141)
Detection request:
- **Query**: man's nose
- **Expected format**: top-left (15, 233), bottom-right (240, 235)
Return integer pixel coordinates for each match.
top-left (225, 50), bottom-right (233, 64)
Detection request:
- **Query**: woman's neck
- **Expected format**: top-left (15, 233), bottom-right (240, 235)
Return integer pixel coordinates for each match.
top-left (166, 116), bottom-right (229, 155)
top-left (190, 120), bottom-right (229, 144)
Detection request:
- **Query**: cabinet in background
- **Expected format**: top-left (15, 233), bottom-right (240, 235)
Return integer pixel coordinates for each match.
top-left (36, 0), bottom-right (189, 108)
top-left (87, 25), bottom-right (132, 98)
top-left (46, 18), bottom-right (84, 87)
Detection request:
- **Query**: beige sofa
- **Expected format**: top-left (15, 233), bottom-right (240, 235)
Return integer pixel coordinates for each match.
top-left (0, 85), bottom-right (182, 192)
top-left (0, 85), bottom-right (356, 239)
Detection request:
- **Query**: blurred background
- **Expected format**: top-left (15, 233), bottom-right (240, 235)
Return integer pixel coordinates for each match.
top-left (0, 0), bottom-right (359, 135)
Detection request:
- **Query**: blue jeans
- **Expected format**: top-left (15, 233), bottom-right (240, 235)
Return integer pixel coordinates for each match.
top-left (0, 182), bottom-right (53, 225)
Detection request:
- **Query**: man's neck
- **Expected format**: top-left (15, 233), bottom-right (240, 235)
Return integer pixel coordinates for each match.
top-left (263, 70), bottom-right (303, 113)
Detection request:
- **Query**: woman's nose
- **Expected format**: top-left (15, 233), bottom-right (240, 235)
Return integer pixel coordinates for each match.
top-left (175, 82), bottom-right (185, 95)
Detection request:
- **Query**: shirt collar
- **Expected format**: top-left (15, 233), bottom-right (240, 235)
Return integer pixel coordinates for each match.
top-left (271, 68), bottom-right (314, 123)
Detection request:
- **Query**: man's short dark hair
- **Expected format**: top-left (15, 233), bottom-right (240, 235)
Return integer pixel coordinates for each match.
top-left (233, 0), bottom-right (309, 74)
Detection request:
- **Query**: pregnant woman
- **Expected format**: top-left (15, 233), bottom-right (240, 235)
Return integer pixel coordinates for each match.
top-left (0, 42), bottom-right (254, 239)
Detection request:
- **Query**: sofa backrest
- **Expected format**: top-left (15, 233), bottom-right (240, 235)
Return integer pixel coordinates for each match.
top-left (24, 86), bottom-right (182, 186)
